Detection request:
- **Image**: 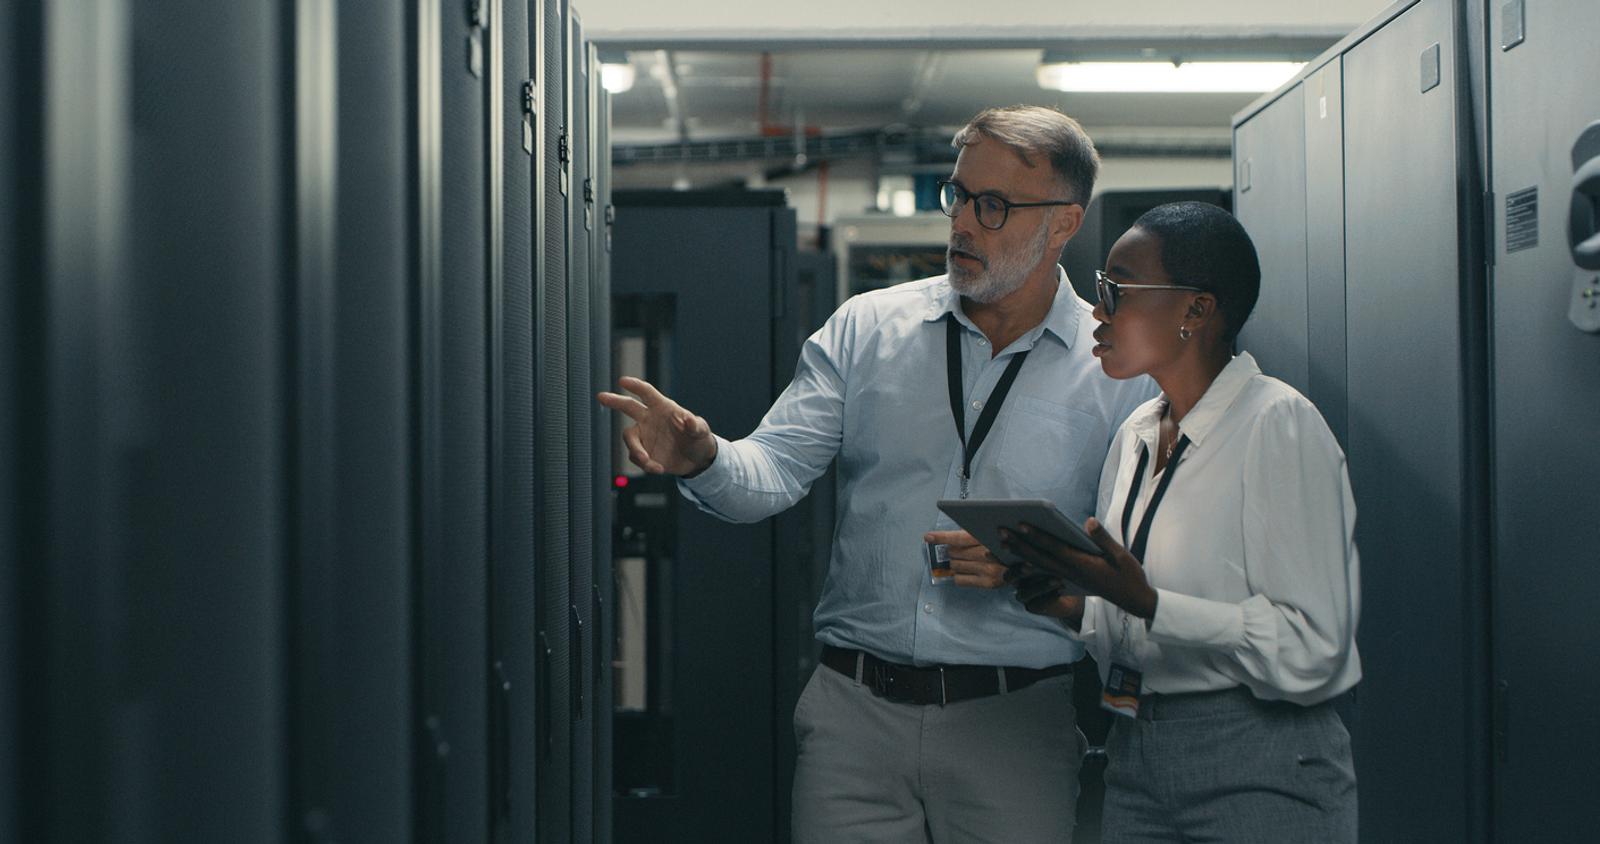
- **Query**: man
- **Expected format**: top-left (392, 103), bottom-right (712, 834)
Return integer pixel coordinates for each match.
top-left (598, 105), bottom-right (1156, 843)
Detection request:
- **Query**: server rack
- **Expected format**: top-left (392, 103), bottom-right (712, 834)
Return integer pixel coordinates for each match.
top-left (4, 2), bottom-right (622, 841)
top-left (1487, 1), bottom-right (1600, 837)
top-left (566, 9), bottom-right (598, 842)
top-left (588, 39), bottom-right (617, 844)
top-left (12, 3), bottom-right (293, 839)
top-left (493, 0), bottom-right (542, 839)
top-left (610, 190), bottom-right (802, 843)
top-left (288, 3), bottom-right (414, 841)
top-left (535, 0), bottom-right (575, 840)
top-left (422, 0), bottom-right (496, 837)
top-left (1232, 1), bottom-right (1493, 839)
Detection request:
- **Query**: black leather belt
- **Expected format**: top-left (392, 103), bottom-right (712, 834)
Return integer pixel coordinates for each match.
top-left (820, 644), bottom-right (1073, 706)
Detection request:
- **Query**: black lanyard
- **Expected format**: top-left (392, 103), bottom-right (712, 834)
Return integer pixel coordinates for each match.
top-left (1119, 433), bottom-right (1192, 562)
top-left (945, 315), bottom-right (1030, 499)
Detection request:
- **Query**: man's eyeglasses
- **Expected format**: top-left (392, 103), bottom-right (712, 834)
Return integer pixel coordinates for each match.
top-left (937, 179), bottom-right (1078, 231)
top-left (1094, 270), bottom-right (1203, 316)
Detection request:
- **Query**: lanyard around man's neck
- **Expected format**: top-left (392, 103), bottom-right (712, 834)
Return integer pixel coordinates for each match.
top-left (945, 314), bottom-right (1030, 499)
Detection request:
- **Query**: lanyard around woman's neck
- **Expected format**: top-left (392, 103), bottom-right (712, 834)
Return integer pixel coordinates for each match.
top-left (1119, 430), bottom-right (1192, 562)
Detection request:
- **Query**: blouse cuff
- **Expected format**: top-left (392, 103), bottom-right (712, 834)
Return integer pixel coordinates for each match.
top-left (1147, 588), bottom-right (1245, 650)
top-left (1064, 595), bottom-right (1103, 641)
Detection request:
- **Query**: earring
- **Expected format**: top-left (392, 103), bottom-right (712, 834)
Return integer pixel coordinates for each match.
top-left (1178, 325), bottom-right (1192, 341)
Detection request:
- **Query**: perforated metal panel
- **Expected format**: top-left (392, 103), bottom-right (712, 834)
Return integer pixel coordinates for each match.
top-left (432, 0), bottom-right (491, 837)
top-left (494, 0), bottom-right (540, 838)
top-left (590, 46), bottom-right (615, 844)
top-left (288, 3), bottom-right (413, 839)
top-left (566, 11), bottom-right (596, 842)
top-left (26, 2), bottom-right (290, 838)
top-left (535, 0), bottom-right (574, 839)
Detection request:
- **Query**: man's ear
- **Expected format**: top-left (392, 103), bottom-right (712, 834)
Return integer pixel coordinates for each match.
top-left (1051, 202), bottom-right (1086, 247)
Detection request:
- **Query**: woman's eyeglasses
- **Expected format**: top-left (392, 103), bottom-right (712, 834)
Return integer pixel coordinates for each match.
top-left (1094, 270), bottom-right (1204, 316)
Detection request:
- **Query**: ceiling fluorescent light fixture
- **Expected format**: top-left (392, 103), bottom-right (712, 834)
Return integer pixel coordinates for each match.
top-left (1036, 60), bottom-right (1305, 93)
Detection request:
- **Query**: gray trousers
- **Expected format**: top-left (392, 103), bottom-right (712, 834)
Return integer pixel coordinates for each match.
top-left (791, 658), bottom-right (1084, 844)
top-left (1101, 687), bottom-right (1357, 843)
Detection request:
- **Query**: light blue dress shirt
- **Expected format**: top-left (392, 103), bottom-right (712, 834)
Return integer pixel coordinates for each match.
top-left (680, 269), bottom-right (1157, 668)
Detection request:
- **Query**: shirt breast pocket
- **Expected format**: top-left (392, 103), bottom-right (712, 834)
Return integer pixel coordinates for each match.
top-left (996, 397), bottom-right (1107, 497)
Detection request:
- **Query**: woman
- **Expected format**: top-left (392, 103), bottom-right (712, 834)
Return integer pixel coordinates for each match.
top-left (1001, 201), bottom-right (1360, 841)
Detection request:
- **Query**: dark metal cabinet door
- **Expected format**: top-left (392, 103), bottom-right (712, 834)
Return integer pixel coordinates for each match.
top-left (611, 202), bottom-right (786, 843)
top-left (566, 13), bottom-right (597, 843)
top-left (285, 3), bottom-right (414, 841)
top-left (420, 0), bottom-right (493, 838)
top-left (493, 0), bottom-right (541, 839)
top-left (535, 0), bottom-right (575, 839)
top-left (1303, 58), bottom-right (1350, 448)
top-left (28, 2), bottom-right (289, 839)
top-left (1489, 0), bottom-right (1600, 837)
top-left (1343, 1), bottom-right (1481, 840)
top-left (590, 62), bottom-right (616, 844)
top-left (0, 4), bottom-right (27, 835)
top-left (1234, 83), bottom-right (1312, 395)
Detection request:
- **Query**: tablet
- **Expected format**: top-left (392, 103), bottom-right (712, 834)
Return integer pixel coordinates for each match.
top-left (936, 498), bottom-right (1105, 582)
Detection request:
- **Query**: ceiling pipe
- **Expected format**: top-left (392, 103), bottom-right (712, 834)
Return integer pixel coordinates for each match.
top-left (757, 52), bottom-right (820, 139)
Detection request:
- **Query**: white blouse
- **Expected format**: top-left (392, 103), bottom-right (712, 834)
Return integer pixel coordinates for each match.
top-left (1074, 352), bottom-right (1362, 706)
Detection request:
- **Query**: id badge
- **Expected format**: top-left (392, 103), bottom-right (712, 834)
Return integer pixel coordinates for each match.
top-left (1100, 663), bottom-right (1143, 719)
top-left (925, 542), bottom-right (953, 585)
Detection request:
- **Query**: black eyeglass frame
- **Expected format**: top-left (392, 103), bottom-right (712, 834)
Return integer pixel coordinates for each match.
top-left (936, 179), bottom-right (1079, 230)
top-left (1094, 269), bottom-right (1205, 316)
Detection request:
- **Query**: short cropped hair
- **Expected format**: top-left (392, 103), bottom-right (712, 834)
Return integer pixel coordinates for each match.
top-left (952, 105), bottom-right (1100, 205)
top-left (1130, 201), bottom-right (1261, 344)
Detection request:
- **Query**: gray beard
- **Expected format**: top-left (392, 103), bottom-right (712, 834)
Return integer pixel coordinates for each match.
top-left (947, 218), bottom-right (1052, 304)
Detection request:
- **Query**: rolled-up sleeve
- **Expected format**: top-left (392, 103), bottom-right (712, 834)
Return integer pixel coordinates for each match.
top-left (1145, 400), bottom-right (1361, 703)
top-left (678, 301), bottom-right (852, 524)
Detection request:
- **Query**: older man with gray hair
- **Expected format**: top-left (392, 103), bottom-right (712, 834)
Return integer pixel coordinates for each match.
top-left (598, 105), bottom-right (1156, 842)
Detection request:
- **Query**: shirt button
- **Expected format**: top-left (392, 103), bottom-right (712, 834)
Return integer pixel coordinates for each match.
top-left (970, 400), bottom-right (983, 411)
top-left (923, 603), bottom-right (934, 614)
top-left (978, 338), bottom-right (988, 345)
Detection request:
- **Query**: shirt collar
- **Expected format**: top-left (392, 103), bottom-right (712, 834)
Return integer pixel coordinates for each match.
top-left (923, 266), bottom-right (1082, 351)
top-left (1126, 351), bottom-right (1262, 450)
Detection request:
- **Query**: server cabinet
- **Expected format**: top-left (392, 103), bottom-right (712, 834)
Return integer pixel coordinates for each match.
top-left (566, 10), bottom-right (598, 842)
top-left (1488, 1), bottom-right (1600, 838)
top-left (1302, 58), bottom-right (1350, 447)
top-left (1341, 2), bottom-right (1487, 839)
top-left (417, 0), bottom-right (494, 838)
top-left (0, 3), bottom-right (31, 835)
top-left (493, 0), bottom-right (541, 839)
top-left (535, 0), bottom-right (575, 839)
top-left (1234, 83), bottom-right (1311, 396)
top-left (1231, 58), bottom-right (1347, 448)
top-left (612, 191), bottom-right (798, 843)
top-left (1233, 1), bottom-right (1491, 839)
top-left (287, 3), bottom-right (414, 841)
top-left (14, 3), bottom-right (290, 839)
top-left (588, 41), bottom-right (617, 844)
